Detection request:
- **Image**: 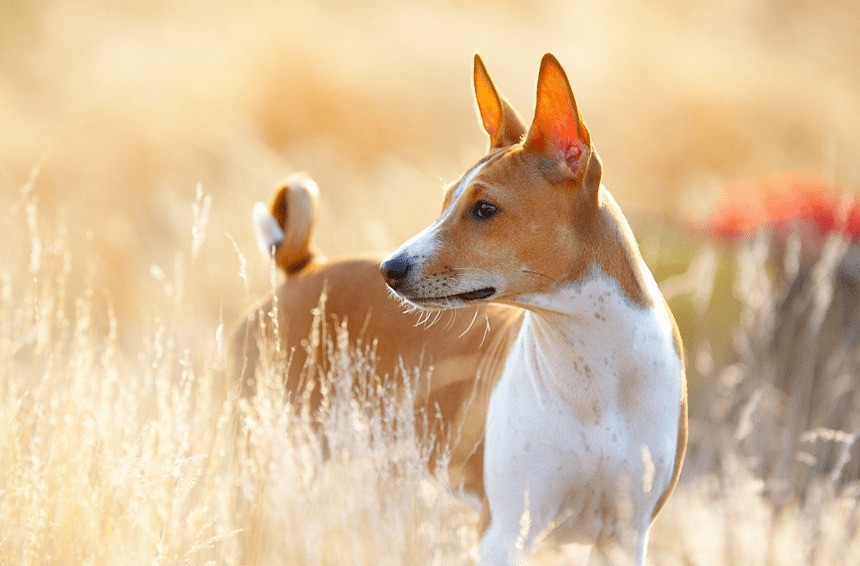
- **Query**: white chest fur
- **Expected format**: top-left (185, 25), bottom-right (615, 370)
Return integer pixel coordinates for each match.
top-left (479, 268), bottom-right (682, 564)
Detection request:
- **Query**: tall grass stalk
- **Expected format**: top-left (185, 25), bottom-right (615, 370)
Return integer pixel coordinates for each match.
top-left (0, 189), bottom-right (472, 565)
top-left (1, 191), bottom-right (857, 564)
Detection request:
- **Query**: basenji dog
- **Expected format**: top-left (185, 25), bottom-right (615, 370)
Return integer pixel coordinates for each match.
top-left (232, 175), bottom-right (522, 498)
top-left (381, 54), bottom-right (687, 564)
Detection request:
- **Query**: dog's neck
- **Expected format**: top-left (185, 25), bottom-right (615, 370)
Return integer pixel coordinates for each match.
top-left (522, 267), bottom-right (641, 347)
top-left (508, 262), bottom-right (666, 413)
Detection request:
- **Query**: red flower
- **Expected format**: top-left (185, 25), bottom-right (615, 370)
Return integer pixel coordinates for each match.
top-left (708, 173), bottom-right (860, 243)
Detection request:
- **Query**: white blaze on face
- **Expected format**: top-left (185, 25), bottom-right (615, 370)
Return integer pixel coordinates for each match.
top-left (386, 161), bottom-right (488, 264)
top-left (442, 159), bottom-right (487, 218)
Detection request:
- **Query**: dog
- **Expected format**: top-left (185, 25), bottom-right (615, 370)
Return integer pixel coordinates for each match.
top-left (380, 54), bottom-right (687, 564)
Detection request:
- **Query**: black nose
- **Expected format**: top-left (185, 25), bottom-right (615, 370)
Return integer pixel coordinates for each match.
top-left (380, 256), bottom-right (411, 288)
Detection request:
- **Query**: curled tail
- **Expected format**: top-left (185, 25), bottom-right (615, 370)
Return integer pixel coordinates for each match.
top-left (252, 172), bottom-right (320, 274)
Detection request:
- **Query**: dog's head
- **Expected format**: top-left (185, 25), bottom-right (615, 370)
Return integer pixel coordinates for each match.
top-left (382, 54), bottom-right (610, 310)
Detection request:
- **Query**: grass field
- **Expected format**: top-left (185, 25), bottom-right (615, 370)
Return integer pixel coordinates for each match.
top-left (1, 1), bottom-right (858, 564)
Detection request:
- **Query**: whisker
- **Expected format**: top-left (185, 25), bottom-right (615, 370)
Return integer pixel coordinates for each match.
top-left (480, 312), bottom-right (491, 348)
top-left (459, 308), bottom-right (480, 339)
top-left (418, 310), bottom-right (430, 326)
top-left (521, 268), bottom-right (558, 283)
top-left (444, 309), bottom-right (457, 331)
top-left (425, 309), bottom-right (442, 329)
top-left (388, 286), bottom-right (421, 316)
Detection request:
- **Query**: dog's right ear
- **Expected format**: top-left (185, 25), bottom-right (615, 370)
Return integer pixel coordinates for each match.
top-left (473, 53), bottom-right (527, 150)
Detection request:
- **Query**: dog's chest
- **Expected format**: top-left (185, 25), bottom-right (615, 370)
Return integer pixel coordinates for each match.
top-left (483, 274), bottom-right (682, 540)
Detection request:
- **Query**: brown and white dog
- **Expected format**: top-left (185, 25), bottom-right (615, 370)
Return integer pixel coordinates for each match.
top-left (381, 54), bottom-right (686, 564)
top-left (233, 53), bottom-right (686, 564)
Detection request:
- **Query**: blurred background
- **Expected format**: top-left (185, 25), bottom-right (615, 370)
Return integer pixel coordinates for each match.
top-left (2, 1), bottom-right (859, 562)
top-left (2, 0), bottom-right (858, 335)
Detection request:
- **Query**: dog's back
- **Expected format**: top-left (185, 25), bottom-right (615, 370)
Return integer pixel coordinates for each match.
top-left (230, 174), bottom-right (521, 495)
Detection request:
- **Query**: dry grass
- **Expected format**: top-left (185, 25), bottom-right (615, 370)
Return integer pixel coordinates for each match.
top-left (0, 188), bottom-right (476, 564)
top-left (1, 0), bottom-right (859, 564)
top-left (1, 181), bottom-right (858, 565)
top-left (2, 0), bottom-right (859, 332)
top-left (647, 234), bottom-right (860, 566)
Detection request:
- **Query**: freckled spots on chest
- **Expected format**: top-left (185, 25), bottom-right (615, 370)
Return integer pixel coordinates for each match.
top-left (590, 398), bottom-right (602, 423)
top-left (618, 367), bottom-right (642, 414)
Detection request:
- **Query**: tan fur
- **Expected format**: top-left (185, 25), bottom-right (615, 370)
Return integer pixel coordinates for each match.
top-left (231, 252), bottom-right (522, 496)
top-left (429, 147), bottom-right (650, 309)
top-left (269, 174), bottom-right (320, 273)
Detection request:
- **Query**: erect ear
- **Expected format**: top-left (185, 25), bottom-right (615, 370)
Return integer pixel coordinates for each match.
top-left (523, 54), bottom-right (592, 178)
top-left (473, 53), bottom-right (527, 149)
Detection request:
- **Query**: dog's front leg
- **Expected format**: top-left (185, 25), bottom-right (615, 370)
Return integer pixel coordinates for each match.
top-left (588, 528), bottom-right (649, 566)
top-left (478, 374), bottom-right (568, 565)
top-left (477, 491), bottom-right (557, 566)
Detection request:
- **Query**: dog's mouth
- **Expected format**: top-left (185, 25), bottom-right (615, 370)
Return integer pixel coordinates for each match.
top-left (407, 286), bottom-right (496, 305)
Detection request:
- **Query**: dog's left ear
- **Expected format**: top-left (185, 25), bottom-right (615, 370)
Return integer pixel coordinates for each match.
top-left (523, 54), bottom-right (594, 182)
top-left (473, 54), bottom-right (527, 149)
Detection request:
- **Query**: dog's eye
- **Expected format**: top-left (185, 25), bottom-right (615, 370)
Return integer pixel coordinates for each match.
top-left (472, 201), bottom-right (498, 220)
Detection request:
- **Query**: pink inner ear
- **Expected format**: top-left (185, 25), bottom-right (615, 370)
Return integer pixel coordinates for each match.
top-left (565, 144), bottom-right (583, 164)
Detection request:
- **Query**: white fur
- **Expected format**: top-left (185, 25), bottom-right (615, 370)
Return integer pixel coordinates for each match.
top-left (478, 268), bottom-right (682, 565)
top-left (252, 201), bottom-right (285, 256)
top-left (444, 160), bottom-right (487, 216)
top-left (295, 173), bottom-right (320, 200)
